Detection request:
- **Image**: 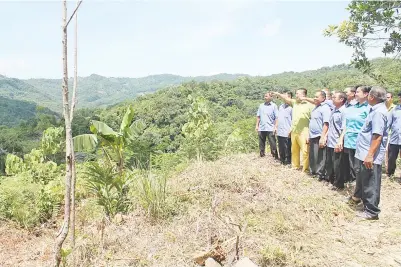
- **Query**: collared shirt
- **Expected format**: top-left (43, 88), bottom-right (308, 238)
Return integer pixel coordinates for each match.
top-left (343, 101), bottom-right (370, 149)
top-left (387, 103), bottom-right (396, 112)
top-left (355, 102), bottom-right (388, 165)
top-left (344, 99), bottom-right (357, 108)
top-left (289, 100), bottom-right (314, 134)
top-left (388, 105), bottom-right (401, 145)
top-left (327, 105), bottom-right (346, 148)
top-left (277, 103), bottom-right (292, 137)
top-left (257, 101), bottom-right (278, 131)
top-left (324, 99), bottom-right (334, 111)
top-left (309, 102), bottom-right (331, 138)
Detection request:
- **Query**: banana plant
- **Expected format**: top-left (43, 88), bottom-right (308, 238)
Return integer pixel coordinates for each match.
top-left (73, 106), bottom-right (145, 173)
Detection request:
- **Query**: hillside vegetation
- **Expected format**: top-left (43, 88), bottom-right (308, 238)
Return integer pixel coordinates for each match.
top-left (1, 58), bottom-right (401, 266)
top-left (1, 154), bottom-right (400, 266)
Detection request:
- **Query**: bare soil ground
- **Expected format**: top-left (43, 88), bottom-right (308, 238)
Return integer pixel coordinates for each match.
top-left (1, 153), bottom-right (401, 267)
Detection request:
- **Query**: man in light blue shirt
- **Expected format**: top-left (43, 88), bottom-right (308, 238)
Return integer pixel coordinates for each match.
top-left (325, 92), bottom-right (347, 189)
top-left (354, 86), bottom-right (388, 220)
top-left (256, 92), bottom-right (278, 158)
top-left (339, 86), bottom-right (370, 184)
top-left (274, 91), bottom-right (293, 165)
top-left (301, 91), bottom-right (331, 179)
top-left (338, 86), bottom-right (358, 183)
top-left (385, 92), bottom-right (401, 177)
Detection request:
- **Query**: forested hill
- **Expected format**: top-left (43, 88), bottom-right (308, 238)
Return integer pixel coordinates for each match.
top-left (1, 57), bottom-right (401, 131)
top-left (0, 97), bottom-right (58, 127)
top-left (75, 57), bottom-right (401, 160)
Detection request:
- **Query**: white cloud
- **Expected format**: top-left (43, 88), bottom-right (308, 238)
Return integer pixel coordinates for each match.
top-left (262, 19), bottom-right (282, 37)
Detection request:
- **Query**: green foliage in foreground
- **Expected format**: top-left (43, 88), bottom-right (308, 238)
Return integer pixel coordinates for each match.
top-left (0, 174), bottom-right (61, 228)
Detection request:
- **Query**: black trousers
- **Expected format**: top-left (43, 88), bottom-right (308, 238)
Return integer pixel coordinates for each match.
top-left (325, 147), bottom-right (345, 188)
top-left (258, 131), bottom-right (278, 158)
top-left (343, 148), bottom-right (356, 182)
top-left (277, 136), bottom-right (291, 164)
top-left (354, 159), bottom-right (382, 217)
top-left (309, 137), bottom-right (326, 177)
top-left (387, 144), bottom-right (401, 176)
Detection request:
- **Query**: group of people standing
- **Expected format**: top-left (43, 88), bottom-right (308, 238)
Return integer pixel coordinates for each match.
top-left (256, 85), bottom-right (399, 220)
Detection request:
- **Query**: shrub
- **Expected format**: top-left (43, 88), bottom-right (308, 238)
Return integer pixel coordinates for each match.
top-left (84, 162), bottom-right (131, 218)
top-left (0, 174), bottom-right (60, 228)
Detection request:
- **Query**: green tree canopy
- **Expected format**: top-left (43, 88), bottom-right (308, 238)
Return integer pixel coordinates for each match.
top-left (324, 1), bottom-right (401, 73)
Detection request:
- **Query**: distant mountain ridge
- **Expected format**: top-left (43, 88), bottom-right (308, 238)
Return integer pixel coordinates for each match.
top-left (18, 73), bottom-right (248, 111)
top-left (1, 57), bottom-right (401, 116)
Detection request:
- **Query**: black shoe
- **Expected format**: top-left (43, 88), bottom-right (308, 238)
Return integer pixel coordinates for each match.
top-left (330, 186), bottom-right (344, 191)
top-left (345, 196), bottom-right (361, 206)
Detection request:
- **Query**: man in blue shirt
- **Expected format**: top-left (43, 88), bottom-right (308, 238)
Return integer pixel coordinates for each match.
top-left (274, 91), bottom-right (293, 165)
top-left (353, 86), bottom-right (388, 220)
top-left (337, 86), bottom-right (358, 183)
top-left (325, 92), bottom-right (347, 189)
top-left (386, 92), bottom-right (401, 177)
top-left (338, 86), bottom-right (370, 184)
top-left (256, 92), bottom-right (278, 159)
top-left (301, 91), bottom-right (331, 179)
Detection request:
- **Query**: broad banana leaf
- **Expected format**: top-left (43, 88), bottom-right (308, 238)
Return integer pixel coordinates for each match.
top-left (73, 134), bottom-right (98, 152)
top-left (129, 119), bottom-right (146, 137)
top-left (90, 120), bottom-right (118, 142)
top-left (120, 106), bottom-right (135, 135)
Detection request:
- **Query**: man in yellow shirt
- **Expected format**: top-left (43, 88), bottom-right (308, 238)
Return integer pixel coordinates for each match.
top-left (272, 89), bottom-right (315, 172)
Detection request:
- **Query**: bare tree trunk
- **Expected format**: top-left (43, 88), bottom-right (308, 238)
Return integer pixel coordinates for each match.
top-left (70, 1), bottom-right (80, 264)
top-left (53, 1), bottom-right (72, 266)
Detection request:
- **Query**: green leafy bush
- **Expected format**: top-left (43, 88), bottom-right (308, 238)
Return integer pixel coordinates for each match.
top-left (181, 95), bottom-right (220, 161)
top-left (224, 118), bottom-right (259, 154)
top-left (84, 162), bottom-right (131, 218)
top-left (0, 174), bottom-right (60, 228)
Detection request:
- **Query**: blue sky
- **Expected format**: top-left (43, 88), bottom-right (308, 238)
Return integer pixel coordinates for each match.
top-left (0, 0), bottom-right (383, 79)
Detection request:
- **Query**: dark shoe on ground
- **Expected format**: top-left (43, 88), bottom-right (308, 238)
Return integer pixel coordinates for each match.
top-left (356, 211), bottom-right (378, 220)
top-left (330, 186), bottom-right (344, 191)
top-left (345, 196), bottom-right (361, 206)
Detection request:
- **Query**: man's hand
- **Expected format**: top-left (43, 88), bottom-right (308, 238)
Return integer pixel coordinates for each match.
top-left (288, 131), bottom-right (291, 138)
top-left (363, 154), bottom-right (374, 169)
top-left (306, 138), bottom-right (309, 144)
top-left (319, 137), bottom-right (326, 148)
top-left (255, 126), bottom-right (259, 132)
top-left (334, 142), bottom-right (343, 153)
top-left (273, 128), bottom-right (277, 135)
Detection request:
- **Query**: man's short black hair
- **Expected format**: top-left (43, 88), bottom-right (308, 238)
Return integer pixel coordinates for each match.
top-left (338, 92), bottom-right (347, 104)
top-left (345, 86), bottom-right (357, 93)
top-left (285, 91), bottom-right (293, 98)
top-left (358, 85), bottom-right (371, 94)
